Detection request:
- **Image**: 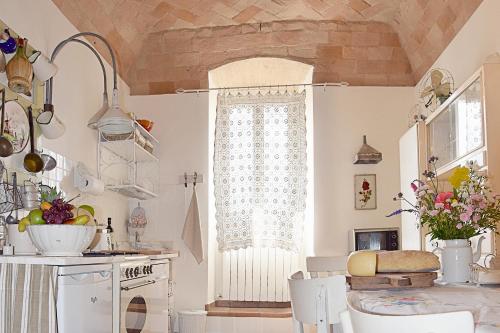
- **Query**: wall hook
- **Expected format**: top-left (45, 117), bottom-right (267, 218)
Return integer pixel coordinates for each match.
top-left (193, 171), bottom-right (197, 187)
top-left (184, 172), bottom-right (188, 188)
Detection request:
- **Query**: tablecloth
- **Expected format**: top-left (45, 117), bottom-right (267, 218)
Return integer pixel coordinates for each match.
top-left (349, 284), bottom-right (500, 332)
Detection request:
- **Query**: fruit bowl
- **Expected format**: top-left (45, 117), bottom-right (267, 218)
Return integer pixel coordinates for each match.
top-left (26, 224), bottom-right (96, 256)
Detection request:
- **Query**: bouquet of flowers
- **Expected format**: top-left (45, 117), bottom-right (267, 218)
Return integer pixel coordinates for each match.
top-left (388, 157), bottom-right (500, 240)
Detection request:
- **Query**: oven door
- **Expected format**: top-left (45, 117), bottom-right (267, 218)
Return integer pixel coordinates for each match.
top-left (120, 277), bottom-right (169, 333)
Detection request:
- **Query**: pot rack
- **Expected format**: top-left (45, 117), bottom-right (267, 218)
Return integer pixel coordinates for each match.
top-left (175, 81), bottom-right (349, 94)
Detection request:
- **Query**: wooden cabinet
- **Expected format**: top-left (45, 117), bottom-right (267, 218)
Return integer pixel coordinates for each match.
top-left (400, 56), bottom-right (500, 256)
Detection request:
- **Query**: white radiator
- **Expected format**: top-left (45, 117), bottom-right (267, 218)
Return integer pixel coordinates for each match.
top-left (220, 247), bottom-right (299, 302)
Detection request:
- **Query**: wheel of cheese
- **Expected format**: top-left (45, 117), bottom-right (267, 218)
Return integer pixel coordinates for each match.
top-left (376, 250), bottom-right (440, 273)
top-left (347, 251), bottom-right (377, 277)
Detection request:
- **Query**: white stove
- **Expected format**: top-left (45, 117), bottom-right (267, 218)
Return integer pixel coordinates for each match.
top-left (114, 258), bottom-right (170, 333)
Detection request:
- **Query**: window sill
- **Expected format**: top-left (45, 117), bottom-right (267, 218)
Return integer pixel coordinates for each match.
top-left (205, 302), bottom-right (292, 318)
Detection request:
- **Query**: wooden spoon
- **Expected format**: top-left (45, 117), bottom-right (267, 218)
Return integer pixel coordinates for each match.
top-left (0, 89), bottom-right (13, 157)
top-left (23, 107), bottom-right (43, 173)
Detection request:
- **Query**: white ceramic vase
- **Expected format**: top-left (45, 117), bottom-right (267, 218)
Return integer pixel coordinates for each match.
top-left (435, 239), bottom-right (472, 283)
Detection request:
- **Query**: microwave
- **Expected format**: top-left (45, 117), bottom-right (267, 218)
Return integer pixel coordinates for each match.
top-left (349, 228), bottom-right (399, 252)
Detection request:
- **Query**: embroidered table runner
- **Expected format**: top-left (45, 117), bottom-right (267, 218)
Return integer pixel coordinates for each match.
top-left (349, 284), bottom-right (500, 332)
top-left (0, 264), bottom-right (58, 333)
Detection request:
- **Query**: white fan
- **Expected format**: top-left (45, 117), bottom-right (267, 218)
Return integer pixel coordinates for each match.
top-left (419, 69), bottom-right (454, 112)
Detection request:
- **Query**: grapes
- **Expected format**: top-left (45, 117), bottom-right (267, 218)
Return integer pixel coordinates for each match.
top-left (43, 199), bottom-right (74, 224)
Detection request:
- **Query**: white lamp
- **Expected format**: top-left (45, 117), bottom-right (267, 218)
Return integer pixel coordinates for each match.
top-left (96, 88), bottom-right (133, 135)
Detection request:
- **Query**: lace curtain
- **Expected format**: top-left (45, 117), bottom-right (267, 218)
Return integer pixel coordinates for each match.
top-left (214, 90), bottom-right (307, 252)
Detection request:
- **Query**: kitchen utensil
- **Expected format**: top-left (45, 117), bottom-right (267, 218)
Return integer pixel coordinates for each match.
top-left (6, 38), bottom-right (33, 95)
top-left (137, 119), bottom-right (154, 132)
top-left (0, 89), bottom-right (13, 157)
top-left (3, 99), bottom-right (29, 153)
top-left (36, 107), bottom-right (65, 139)
top-left (23, 107), bottom-right (43, 173)
top-left (41, 153), bottom-right (56, 171)
top-left (6, 173), bottom-right (19, 224)
top-left (28, 50), bottom-right (58, 82)
top-left (0, 29), bottom-right (17, 54)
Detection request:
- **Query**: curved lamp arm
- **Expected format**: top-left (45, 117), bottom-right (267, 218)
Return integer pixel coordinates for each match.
top-left (45, 31), bottom-right (117, 105)
top-left (45, 38), bottom-right (108, 105)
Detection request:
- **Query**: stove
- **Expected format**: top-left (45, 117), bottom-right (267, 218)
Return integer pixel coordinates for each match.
top-left (120, 260), bottom-right (154, 281)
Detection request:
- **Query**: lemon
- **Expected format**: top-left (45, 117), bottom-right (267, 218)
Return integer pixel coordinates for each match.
top-left (18, 217), bottom-right (30, 232)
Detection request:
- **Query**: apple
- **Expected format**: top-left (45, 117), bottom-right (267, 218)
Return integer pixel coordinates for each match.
top-left (74, 215), bottom-right (90, 225)
top-left (29, 209), bottom-right (45, 225)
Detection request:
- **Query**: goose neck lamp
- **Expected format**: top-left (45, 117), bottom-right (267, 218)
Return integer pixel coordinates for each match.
top-left (43, 32), bottom-right (132, 135)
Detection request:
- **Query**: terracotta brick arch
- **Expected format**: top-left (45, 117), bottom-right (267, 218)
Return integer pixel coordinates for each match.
top-left (126, 20), bottom-right (413, 94)
top-left (53, 0), bottom-right (482, 95)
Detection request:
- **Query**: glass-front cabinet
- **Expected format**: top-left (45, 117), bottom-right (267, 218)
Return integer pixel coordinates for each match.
top-left (427, 77), bottom-right (485, 171)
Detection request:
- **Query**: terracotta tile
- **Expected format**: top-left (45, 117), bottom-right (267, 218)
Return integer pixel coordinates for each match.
top-left (232, 5), bottom-right (262, 24)
top-left (351, 32), bottom-right (380, 46)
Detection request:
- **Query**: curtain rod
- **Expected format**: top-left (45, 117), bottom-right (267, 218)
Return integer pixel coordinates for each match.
top-left (175, 81), bottom-right (349, 94)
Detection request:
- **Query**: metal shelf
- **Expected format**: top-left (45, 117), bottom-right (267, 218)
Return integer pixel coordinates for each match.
top-left (106, 184), bottom-right (158, 200)
top-left (100, 139), bottom-right (159, 163)
top-left (134, 120), bottom-right (159, 143)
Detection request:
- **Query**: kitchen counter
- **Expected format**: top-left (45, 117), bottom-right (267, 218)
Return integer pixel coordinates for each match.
top-left (0, 251), bottom-right (179, 265)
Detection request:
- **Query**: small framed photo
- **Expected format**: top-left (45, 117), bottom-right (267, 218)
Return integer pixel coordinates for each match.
top-left (354, 174), bottom-right (377, 210)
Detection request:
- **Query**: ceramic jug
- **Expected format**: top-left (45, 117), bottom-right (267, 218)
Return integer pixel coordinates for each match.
top-left (433, 236), bottom-right (484, 283)
top-left (6, 38), bottom-right (33, 95)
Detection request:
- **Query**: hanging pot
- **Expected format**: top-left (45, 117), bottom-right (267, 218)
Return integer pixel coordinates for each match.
top-left (6, 38), bottom-right (33, 95)
top-left (28, 50), bottom-right (58, 82)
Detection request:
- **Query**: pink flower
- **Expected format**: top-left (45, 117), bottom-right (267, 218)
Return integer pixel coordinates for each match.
top-left (479, 202), bottom-right (487, 209)
top-left (411, 183), bottom-right (418, 192)
top-left (429, 210), bottom-right (439, 216)
top-left (460, 212), bottom-right (471, 222)
top-left (435, 203), bottom-right (445, 209)
top-left (435, 192), bottom-right (453, 204)
top-left (470, 194), bottom-right (483, 201)
top-left (456, 223), bottom-right (463, 229)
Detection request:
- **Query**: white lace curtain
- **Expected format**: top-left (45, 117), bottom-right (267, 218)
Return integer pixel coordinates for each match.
top-left (214, 90), bottom-right (307, 252)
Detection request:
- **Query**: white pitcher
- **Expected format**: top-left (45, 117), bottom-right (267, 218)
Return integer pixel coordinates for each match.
top-left (433, 236), bottom-right (484, 283)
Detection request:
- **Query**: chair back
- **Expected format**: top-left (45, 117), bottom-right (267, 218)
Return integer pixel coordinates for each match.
top-left (306, 256), bottom-right (347, 278)
top-left (288, 274), bottom-right (347, 326)
top-left (345, 299), bottom-right (474, 333)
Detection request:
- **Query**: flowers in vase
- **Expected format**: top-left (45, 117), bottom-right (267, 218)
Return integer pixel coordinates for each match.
top-left (359, 179), bottom-right (372, 208)
top-left (388, 157), bottom-right (500, 240)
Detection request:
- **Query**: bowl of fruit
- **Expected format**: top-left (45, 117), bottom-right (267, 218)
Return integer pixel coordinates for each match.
top-left (18, 187), bottom-right (96, 257)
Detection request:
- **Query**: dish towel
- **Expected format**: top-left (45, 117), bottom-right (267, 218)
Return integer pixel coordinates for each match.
top-left (0, 263), bottom-right (59, 333)
top-left (182, 188), bottom-right (204, 264)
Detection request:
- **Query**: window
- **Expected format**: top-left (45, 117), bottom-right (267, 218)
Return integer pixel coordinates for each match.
top-left (213, 90), bottom-right (308, 302)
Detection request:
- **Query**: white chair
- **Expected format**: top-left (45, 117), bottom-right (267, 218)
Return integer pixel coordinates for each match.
top-left (340, 299), bottom-right (475, 333)
top-left (289, 272), bottom-right (347, 333)
top-left (306, 256), bottom-right (347, 278)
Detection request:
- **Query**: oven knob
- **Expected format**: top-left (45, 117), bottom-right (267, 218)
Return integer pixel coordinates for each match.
top-left (125, 268), bottom-right (130, 278)
top-left (134, 267), bottom-right (140, 277)
top-left (149, 265), bottom-right (153, 274)
top-left (143, 266), bottom-right (147, 274)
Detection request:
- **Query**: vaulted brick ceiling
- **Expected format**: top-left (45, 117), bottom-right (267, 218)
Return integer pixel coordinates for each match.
top-left (52, 0), bottom-right (482, 94)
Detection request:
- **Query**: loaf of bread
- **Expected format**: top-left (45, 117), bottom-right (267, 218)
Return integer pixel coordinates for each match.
top-left (376, 250), bottom-right (440, 273)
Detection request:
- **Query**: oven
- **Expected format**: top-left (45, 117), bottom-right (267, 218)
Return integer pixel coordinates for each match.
top-left (349, 228), bottom-right (399, 252)
top-left (119, 259), bottom-right (169, 333)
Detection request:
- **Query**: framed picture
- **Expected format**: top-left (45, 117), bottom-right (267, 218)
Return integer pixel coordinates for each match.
top-left (354, 174), bottom-right (377, 210)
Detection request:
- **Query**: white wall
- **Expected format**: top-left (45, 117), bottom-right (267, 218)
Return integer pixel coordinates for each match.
top-left (0, 0), bottom-right (130, 240)
top-left (126, 93), bottom-right (210, 311)
top-left (313, 86), bottom-right (413, 255)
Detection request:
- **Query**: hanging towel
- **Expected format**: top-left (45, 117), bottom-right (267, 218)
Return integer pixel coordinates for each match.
top-left (0, 264), bottom-right (59, 333)
top-left (182, 188), bottom-right (204, 264)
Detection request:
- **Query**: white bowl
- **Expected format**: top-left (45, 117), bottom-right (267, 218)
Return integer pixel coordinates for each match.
top-left (27, 224), bottom-right (96, 256)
